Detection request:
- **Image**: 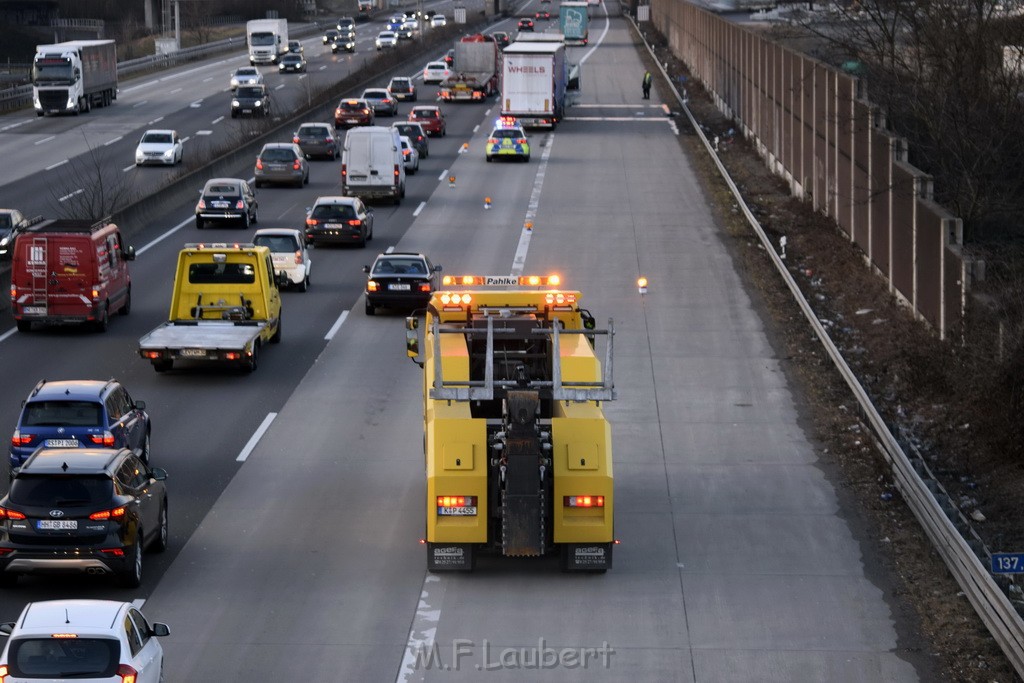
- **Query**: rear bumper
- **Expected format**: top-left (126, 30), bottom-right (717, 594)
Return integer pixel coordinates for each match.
top-left (197, 211), bottom-right (246, 221)
top-left (366, 291), bottom-right (431, 309)
top-left (344, 183), bottom-right (400, 199)
top-left (12, 301), bottom-right (102, 325)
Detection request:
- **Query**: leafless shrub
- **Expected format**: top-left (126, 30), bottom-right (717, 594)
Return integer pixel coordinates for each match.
top-left (47, 134), bottom-right (140, 221)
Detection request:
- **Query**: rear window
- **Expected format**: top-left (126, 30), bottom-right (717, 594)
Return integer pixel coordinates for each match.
top-left (188, 262), bottom-right (256, 284)
top-left (338, 101), bottom-right (366, 112)
top-left (23, 401), bottom-right (103, 427)
top-left (391, 79), bottom-right (412, 89)
top-left (311, 204), bottom-right (356, 221)
top-left (300, 126), bottom-right (329, 137)
top-left (364, 90), bottom-right (387, 99)
top-left (412, 110), bottom-right (437, 119)
top-left (260, 147), bottom-right (296, 162)
top-left (493, 129), bottom-right (524, 139)
top-left (9, 475), bottom-right (114, 507)
top-left (8, 637), bottom-right (119, 678)
top-left (204, 184), bottom-right (240, 196)
top-left (373, 258), bottom-right (427, 275)
top-left (394, 125), bottom-right (417, 136)
top-left (254, 235), bottom-right (299, 252)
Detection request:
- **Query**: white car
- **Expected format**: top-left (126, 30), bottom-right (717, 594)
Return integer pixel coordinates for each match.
top-left (376, 31), bottom-right (398, 50)
top-left (399, 135), bottom-right (420, 174)
top-left (0, 600), bottom-right (169, 683)
top-left (230, 66), bottom-right (263, 90)
top-left (422, 61), bottom-right (451, 84)
top-left (253, 228), bottom-right (312, 291)
top-left (135, 129), bottom-right (183, 166)
top-left (397, 21), bottom-right (418, 39)
top-left (430, 15), bottom-right (447, 27)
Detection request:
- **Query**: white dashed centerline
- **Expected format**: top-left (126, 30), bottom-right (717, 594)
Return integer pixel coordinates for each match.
top-left (472, 124), bottom-right (479, 133)
top-left (413, 201), bottom-right (426, 217)
top-left (195, 130), bottom-right (213, 136)
top-left (133, 100), bottom-right (148, 108)
top-left (103, 136), bottom-right (123, 146)
top-left (122, 165), bottom-right (135, 173)
top-left (148, 116), bottom-right (164, 125)
top-left (58, 189), bottom-right (84, 202)
top-left (324, 310), bottom-right (349, 341)
top-left (45, 160), bottom-right (68, 171)
top-left (438, 168), bottom-right (449, 181)
top-left (169, 87), bottom-right (182, 94)
top-left (236, 413), bottom-right (278, 462)
top-left (211, 116), bottom-right (225, 124)
top-left (34, 135), bottom-right (55, 145)
top-left (511, 131), bottom-right (556, 275)
top-left (274, 84), bottom-right (285, 90)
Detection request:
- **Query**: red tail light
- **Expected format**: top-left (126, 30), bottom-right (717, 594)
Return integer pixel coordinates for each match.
top-left (325, 137), bottom-right (334, 143)
top-left (88, 431), bottom-right (115, 447)
top-left (341, 164), bottom-right (347, 179)
top-left (235, 200), bottom-right (244, 209)
top-left (306, 218), bottom-right (319, 226)
top-left (0, 507), bottom-right (26, 521)
top-left (419, 284), bottom-right (431, 292)
top-left (394, 164), bottom-right (400, 182)
top-left (256, 158), bottom-right (264, 170)
top-left (89, 506), bottom-right (126, 521)
top-left (292, 136), bottom-right (300, 144)
top-left (517, 138), bottom-right (527, 144)
top-left (100, 548), bottom-right (125, 557)
top-left (347, 219), bottom-right (362, 226)
top-left (11, 431), bottom-right (32, 447)
top-left (197, 199), bottom-right (206, 209)
top-left (335, 108), bottom-right (343, 117)
top-left (117, 663), bottom-right (138, 683)
top-left (564, 495), bottom-right (605, 508)
top-left (403, 149), bottom-right (411, 157)
top-left (292, 160), bottom-right (301, 170)
top-left (417, 135), bottom-right (423, 141)
top-left (487, 138), bottom-right (497, 144)
top-left (9, 284), bottom-right (15, 299)
top-left (367, 280), bottom-right (379, 292)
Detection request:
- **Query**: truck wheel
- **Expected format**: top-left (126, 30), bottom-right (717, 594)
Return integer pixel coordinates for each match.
top-left (120, 286), bottom-right (131, 315)
top-left (153, 360), bottom-right (173, 373)
top-left (271, 316), bottom-right (282, 343)
top-left (15, 320), bottom-right (30, 332)
top-left (93, 305), bottom-right (109, 333)
top-left (245, 343), bottom-right (260, 372)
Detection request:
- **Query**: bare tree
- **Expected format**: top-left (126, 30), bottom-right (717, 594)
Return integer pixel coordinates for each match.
top-left (48, 135), bottom-right (141, 222)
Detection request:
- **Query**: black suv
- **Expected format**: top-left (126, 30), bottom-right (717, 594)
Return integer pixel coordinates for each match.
top-left (231, 85), bottom-right (270, 118)
top-left (0, 448), bottom-right (168, 588)
top-left (10, 379), bottom-right (151, 470)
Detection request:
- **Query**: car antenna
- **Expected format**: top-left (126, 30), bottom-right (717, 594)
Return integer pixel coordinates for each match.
top-left (65, 608), bottom-right (71, 624)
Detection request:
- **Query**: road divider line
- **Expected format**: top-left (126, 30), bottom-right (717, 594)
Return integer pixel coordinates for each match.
top-left (189, 99), bottom-right (203, 108)
top-left (324, 310), bottom-right (349, 341)
top-left (0, 328), bottom-right (17, 344)
top-left (202, 77), bottom-right (213, 82)
top-left (437, 168), bottom-right (448, 181)
top-left (148, 116), bottom-right (164, 125)
top-left (511, 131), bottom-right (555, 276)
top-left (195, 130), bottom-right (213, 136)
top-left (45, 159), bottom-right (68, 171)
top-left (0, 120), bottom-right (29, 131)
top-left (122, 165), bottom-right (135, 172)
top-left (236, 413), bottom-right (278, 462)
top-left (395, 575), bottom-right (445, 683)
top-left (472, 124), bottom-right (479, 133)
top-left (274, 83), bottom-right (285, 90)
top-left (319, 65), bottom-right (327, 71)
top-left (211, 116), bottom-right (224, 124)
top-left (133, 100), bottom-right (148, 108)
top-left (386, 246), bottom-right (395, 254)
top-left (169, 87), bottom-right (182, 94)
top-left (103, 136), bottom-right (123, 146)
top-left (181, 136), bottom-right (191, 143)
top-left (579, 1), bottom-right (611, 65)
top-left (58, 189), bottom-right (83, 203)
top-left (137, 215), bottom-right (193, 255)
top-left (34, 135), bottom-right (55, 145)
top-left (413, 201), bottom-right (426, 217)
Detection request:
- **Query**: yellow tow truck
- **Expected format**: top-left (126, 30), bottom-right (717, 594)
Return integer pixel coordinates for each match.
top-left (407, 274), bottom-right (615, 572)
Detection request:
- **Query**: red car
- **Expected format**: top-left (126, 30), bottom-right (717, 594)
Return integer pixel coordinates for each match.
top-left (443, 48), bottom-right (455, 67)
top-left (409, 105), bottom-right (447, 137)
top-left (334, 98), bottom-right (375, 128)
top-left (518, 17), bottom-right (535, 31)
top-left (534, 10), bottom-right (550, 19)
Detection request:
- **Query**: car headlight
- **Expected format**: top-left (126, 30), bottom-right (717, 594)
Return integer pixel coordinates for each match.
top-left (254, 101), bottom-right (262, 107)
top-left (231, 80), bottom-right (238, 88)
top-left (232, 99), bottom-right (240, 107)
top-left (162, 149), bottom-right (174, 157)
top-left (279, 63), bottom-right (285, 69)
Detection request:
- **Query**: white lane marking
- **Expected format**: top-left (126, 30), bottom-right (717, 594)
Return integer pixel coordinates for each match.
top-left (58, 188), bottom-right (84, 202)
top-left (137, 215), bottom-right (193, 255)
top-left (472, 124), bottom-right (479, 133)
top-left (122, 165), bottom-right (135, 172)
top-left (131, 599), bottom-right (146, 609)
top-left (579, 2), bottom-right (611, 65)
top-left (133, 100), bottom-right (148, 108)
top-left (45, 159), bottom-right (68, 171)
top-left (413, 201), bottom-right (426, 217)
top-left (34, 135), bottom-right (55, 145)
top-left (386, 246), bottom-right (395, 254)
top-left (190, 99), bottom-right (203, 108)
top-left (563, 116), bottom-right (672, 122)
top-left (103, 136), bottom-right (123, 146)
top-left (0, 327), bottom-right (17, 343)
top-left (211, 116), bottom-right (225, 124)
top-left (574, 103), bottom-right (664, 108)
top-left (169, 87), bottom-right (183, 94)
top-left (394, 575), bottom-right (445, 683)
top-left (437, 168), bottom-right (448, 181)
top-left (274, 83), bottom-right (285, 90)
top-left (324, 310), bottom-right (349, 341)
top-left (236, 413), bottom-right (278, 462)
top-left (181, 136), bottom-right (191, 143)
top-left (196, 130), bottom-right (213, 136)
top-left (485, 107), bottom-right (492, 115)
top-left (121, 57), bottom-right (237, 93)
top-left (511, 131), bottom-right (556, 275)
top-left (148, 116), bottom-right (164, 125)
top-left (319, 65), bottom-right (327, 71)
top-left (1, 120), bottom-right (29, 131)
top-left (203, 77), bottom-right (213, 82)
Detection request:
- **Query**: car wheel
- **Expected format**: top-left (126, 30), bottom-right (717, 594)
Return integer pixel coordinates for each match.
top-left (304, 173), bottom-right (309, 185)
top-left (241, 212), bottom-right (250, 229)
top-left (195, 217), bottom-right (204, 230)
top-left (271, 316), bottom-right (282, 344)
top-left (255, 180), bottom-right (263, 189)
top-left (140, 430), bottom-right (151, 464)
top-left (486, 155), bottom-right (492, 163)
top-left (231, 112), bottom-right (238, 118)
top-left (300, 275), bottom-right (309, 292)
top-left (365, 299), bottom-right (375, 315)
top-left (94, 304), bottom-right (109, 333)
top-left (294, 177), bottom-right (303, 188)
top-left (245, 342), bottom-right (260, 372)
top-left (153, 502), bottom-right (169, 553)
top-left (524, 155), bottom-right (531, 162)
top-left (120, 286), bottom-right (131, 315)
top-left (16, 320), bottom-right (31, 333)
top-left (251, 207), bottom-right (258, 224)
top-left (118, 532), bottom-right (143, 588)
top-left (153, 359), bottom-right (173, 373)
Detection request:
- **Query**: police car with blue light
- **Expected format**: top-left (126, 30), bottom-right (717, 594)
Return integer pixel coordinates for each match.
top-left (484, 117), bottom-right (530, 162)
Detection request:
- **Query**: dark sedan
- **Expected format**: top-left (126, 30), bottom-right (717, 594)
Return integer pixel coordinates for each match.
top-left (363, 252), bottom-right (441, 315)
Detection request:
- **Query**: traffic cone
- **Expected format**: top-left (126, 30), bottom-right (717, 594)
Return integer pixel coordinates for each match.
top-left (484, 196), bottom-right (492, 209)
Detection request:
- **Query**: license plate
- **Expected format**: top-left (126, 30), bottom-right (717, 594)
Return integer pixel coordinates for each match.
top-left (347, 119), bottom-right (360, 123)
top-left (23, 306), bottom-right (46, 315)
top-left (212, 201), bottom-right (230, 209)
top-left (389, 283), bottom-right (411, 291)
top-left (37, 520), bottom-right (77, 530)
top-left (180, 348), bottom-right (207, 357)
top-left (269, 164), bottom-right (286, 170)
top-left (438, 506), bottom-right (477, 516)
top-left (44, 439), bottom-right (79, 448)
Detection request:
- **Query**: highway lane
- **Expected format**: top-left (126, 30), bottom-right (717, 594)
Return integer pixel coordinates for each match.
top-left (0, 62), bottom-right (503, 616)
top-left (0, 4), bottom-right (483, 217)
top-left (140, 7), bottom-right (936, 682)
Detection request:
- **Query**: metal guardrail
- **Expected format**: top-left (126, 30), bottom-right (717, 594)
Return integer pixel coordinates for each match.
top-left (0, 22), bottom-right (323, 111)
top-left (628, 14), bottom-right (1024, 677)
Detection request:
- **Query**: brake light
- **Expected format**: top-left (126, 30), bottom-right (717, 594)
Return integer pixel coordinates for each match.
top-left (367, 280), bottom-right (379, 292)
top-left (437, 496), bottom-right (475, 507)
top-left (306, 218), bottom-right (318, 226)
top-left (225, 352), bottom-right (241, 361)
top-left (142, 350), bottom-right (161, 360)
top-left (335, 108), bottom-right (343, 117)
top-left (89, 506), bottom-right (126, 521)
top-left (325, 137), bottom-right (334, 143)
top-left (88, 431), bottom-right (115, 447)
top-left (417, 135), bottom-right (423, 141)
top-left (11, 430), bottom-right (32, 447)
top-left (9, 284), bottom-right (15, 299)
top-left (235, 200), bottom-right (244, 209)
top-left (256, 158), bottom-right (264, 170)
top-left (394, 164), bottom-right (400, 182)
top-left (0, 664), bottom-right (8, 683)
top-left (293, 160), bottom-right (301, 170)
top-left (100, 548), bottom-right (125, 557)
top-left (487, 138), bottom-right (497, 144)
top-left (0, 508), bottom-right (26, 521)
top-left (117, 663), bottom-right (138, 683)
top-left (197, 199), bottom-right (206, 209)
top-left (292, 136), bottom-right (300, 144)
top-left (341, 164), bottom-right (347, 179)
top-left (517, 138), bottom-right (527, 144)
top-left (91, 286), bottom-right (100, 300)
top-left (419, 283), bottom-right (431, 292)
top-left (564, 495), bottom-right (605, 507)
top-left (294, 250), bottom-right (302, 265)
top-left (347, 219), bottom-right (361, 226)
top-left (403, 149), bottom-right (411, 157)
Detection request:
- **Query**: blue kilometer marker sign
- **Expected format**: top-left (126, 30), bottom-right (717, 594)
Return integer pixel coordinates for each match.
top-left (991, 553), bottom-right (1024, 574)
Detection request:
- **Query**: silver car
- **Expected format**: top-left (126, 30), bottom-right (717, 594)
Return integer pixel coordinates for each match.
top-left (230, 66), bottom-right (263, 90)
top-left (254, 143), bottom-right (310, 188)
top-left (253, 228), bottom-right (312, 291)
top-left (400, 135), bottom-right (420, 174)
top-left (293, 122), bottom-right (342, 160)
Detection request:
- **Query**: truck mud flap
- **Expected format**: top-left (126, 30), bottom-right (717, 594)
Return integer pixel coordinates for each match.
top-left (427, 542), bottom-right (475, 572)
top-left (560, 543), bottom-right (612, 572)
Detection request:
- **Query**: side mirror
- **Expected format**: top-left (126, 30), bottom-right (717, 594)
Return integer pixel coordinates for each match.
top-left (150, 467), bottom-right (168, 481)
top-left (0, 623), bottom-right (13, 636)
top-left (123, 245), bottom-right (136, 261)
top-left (405, 316), bottom-right (420, 360)
top-left (150, 622), bottom-right (171, 637)
top-left (362, 265), bottom-right (371, 273)
top-left (134, 400), bottom-right (146, 411)
top-left (433, 264), bottom-right (442, 272)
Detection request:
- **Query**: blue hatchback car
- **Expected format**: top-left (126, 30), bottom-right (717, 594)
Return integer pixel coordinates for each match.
top-left (9, 379), bottom-right (151, 470)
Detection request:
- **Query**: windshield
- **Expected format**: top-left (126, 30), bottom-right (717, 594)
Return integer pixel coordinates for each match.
top-left (9, 475), bottom-right (113, 507)
top-left (142, 133), bottom-right (172, 144)
top-left (250, 32), bottom-right (276, 46)
top-left (32, 60), bottom-right (73, 83)
top-left (237, 87), bottom-right (263, 98)
top-left (8, 637), bottom-right (119, 678)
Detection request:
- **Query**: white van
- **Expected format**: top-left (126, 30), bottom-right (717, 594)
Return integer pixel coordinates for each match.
top-left (342, 126), bottom-right (406, 205)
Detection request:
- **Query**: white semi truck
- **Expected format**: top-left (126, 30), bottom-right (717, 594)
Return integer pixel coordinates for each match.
top-left (500, 42), bottom-right (568, 129)
top-left (32, 40), bottom-right (117, 116)
top-left (247, 19), bottom-right (289, 65)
